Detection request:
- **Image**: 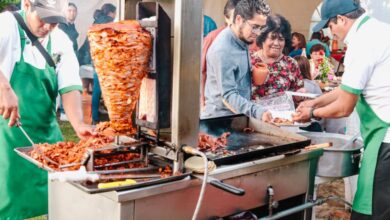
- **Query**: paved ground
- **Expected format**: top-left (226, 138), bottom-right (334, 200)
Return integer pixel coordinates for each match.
top-left (315, 179), bottom-right (351, 220)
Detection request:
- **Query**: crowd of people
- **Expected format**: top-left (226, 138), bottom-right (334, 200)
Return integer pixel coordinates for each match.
top-left (201, 0), bottom-right (338, 126)
top-left (201, 0), bottom-right (390, 219)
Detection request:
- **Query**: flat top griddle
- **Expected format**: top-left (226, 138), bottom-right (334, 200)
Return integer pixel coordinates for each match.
top-left (200, 115), bottom-right (311, 165)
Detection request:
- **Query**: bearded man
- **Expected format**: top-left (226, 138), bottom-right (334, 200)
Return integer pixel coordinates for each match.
top-left (202, 0), bottom-right (272, 122)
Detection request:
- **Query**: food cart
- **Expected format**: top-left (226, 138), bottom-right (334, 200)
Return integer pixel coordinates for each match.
top-left (15, 1), bottom-right (328, 219)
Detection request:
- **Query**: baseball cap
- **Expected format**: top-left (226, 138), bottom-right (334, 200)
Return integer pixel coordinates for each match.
top-left (30, 0), bottom-right (68, 24)
top-left (313, 0), bottom-right (360, 32)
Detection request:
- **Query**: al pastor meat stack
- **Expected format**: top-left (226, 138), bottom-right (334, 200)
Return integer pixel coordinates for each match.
top-left (88, 20), bottom-right (152, 135)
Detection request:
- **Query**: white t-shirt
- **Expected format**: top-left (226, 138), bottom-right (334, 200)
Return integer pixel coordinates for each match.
top-left (0, 11), bottom-right (82, 94)
top-left (341, 13), bottom-right (390, 143)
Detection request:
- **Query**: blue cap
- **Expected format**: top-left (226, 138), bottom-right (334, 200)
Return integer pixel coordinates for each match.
top-left (313, 0), bottom-right (360, 32)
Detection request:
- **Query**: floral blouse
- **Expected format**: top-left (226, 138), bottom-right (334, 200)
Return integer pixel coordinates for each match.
top-left (250, 52), bottom-right (304, 101)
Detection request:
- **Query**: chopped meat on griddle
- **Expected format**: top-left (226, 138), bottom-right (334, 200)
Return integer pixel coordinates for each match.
top-left (198, 132), bottom-right (231, 152)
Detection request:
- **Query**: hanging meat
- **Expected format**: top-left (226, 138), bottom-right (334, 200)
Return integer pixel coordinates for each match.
top-left (88, 20), bottom-right (152, 135)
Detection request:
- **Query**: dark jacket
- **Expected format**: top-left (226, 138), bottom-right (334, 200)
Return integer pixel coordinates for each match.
top-left (58, 22), bottom-right (79, 53)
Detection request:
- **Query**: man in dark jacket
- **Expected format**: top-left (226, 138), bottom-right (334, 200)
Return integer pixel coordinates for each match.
top-left (58, 3), bottom-right (79, 120)
top-left (58, 3), bottom-right (79, 53)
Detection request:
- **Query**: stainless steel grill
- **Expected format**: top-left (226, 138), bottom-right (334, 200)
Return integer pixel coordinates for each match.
top-left (24, 1), bottom-right (324, 219)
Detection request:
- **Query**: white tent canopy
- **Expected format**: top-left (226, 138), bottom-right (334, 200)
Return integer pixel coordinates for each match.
top-left (309, 0), bottom-right (389, 41)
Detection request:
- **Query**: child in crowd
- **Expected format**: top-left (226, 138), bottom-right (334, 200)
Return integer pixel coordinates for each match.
top-left (294, 55), bottom-right (322, 95)
top-left (309, 44), bottom-right (335, 82)
top-left (294, 55), bottom-right (323, 132)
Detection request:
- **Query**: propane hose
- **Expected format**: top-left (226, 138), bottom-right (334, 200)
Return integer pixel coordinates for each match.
top-left (182, 146), bottom-right (208, 220)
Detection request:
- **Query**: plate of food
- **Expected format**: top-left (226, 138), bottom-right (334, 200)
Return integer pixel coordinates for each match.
top-left (270, 110), bottom-right (311, 127)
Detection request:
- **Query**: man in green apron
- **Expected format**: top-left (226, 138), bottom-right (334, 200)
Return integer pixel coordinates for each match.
top-left (0, 0), bottom-right (93, 219)
top-left (293, 0), bottom-right (390, 219)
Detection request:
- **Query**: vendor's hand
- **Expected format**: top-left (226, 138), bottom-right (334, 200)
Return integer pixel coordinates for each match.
top-left (292, 107), bottom-right (311, 123)
top-left (74, 123), bottom-right (95, 140)
top-left (0, 82), bottom-right (20, 126)
top-left (261, 111), bottom-right (273, 123)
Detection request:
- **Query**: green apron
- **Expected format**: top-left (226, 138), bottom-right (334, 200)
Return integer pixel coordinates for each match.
top-left (0, 13), bottom-right (63, 219)
top-left (352, 15), bottom-right (390, 215)
top-left (354, 96), bottom-right (390, 215)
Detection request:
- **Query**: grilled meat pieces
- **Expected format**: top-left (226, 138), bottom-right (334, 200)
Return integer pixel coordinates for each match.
top-left (30, 135), bottom-right (115, 170)
top-left (198, 132), bottom-right (231, 152)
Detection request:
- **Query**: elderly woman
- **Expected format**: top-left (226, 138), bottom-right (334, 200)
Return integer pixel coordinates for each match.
top-left (251, 14), bottom-right (304, 101)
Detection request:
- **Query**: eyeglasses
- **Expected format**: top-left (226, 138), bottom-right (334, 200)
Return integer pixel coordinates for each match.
top-left (244, 20), bottom-right (266, 35)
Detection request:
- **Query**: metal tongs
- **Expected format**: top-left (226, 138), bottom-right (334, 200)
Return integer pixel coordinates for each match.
top-left (16, 119), bottom-right (61, 166)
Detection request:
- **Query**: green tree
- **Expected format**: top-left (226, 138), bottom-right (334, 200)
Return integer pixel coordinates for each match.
top-left (0, 0), bottom-right (21, 12)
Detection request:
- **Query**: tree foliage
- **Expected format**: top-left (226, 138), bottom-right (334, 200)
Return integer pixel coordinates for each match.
top-left (0, 0), bottom-right (21, 12)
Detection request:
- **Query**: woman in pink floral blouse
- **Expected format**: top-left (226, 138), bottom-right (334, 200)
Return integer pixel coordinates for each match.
top-left (250, 14), bottom-right (304, 101)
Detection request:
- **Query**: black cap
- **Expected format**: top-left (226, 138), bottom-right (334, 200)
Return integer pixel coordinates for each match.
top-left (313, 0), bottom-right (360, 32)
top-left (30, 0), bottom-right (67, 24)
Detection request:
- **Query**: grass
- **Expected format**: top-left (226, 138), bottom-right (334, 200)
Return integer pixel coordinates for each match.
top-left (58, 120), bottom-right (79, 142)
top-left (27, 216), bottom-right (46, 220)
